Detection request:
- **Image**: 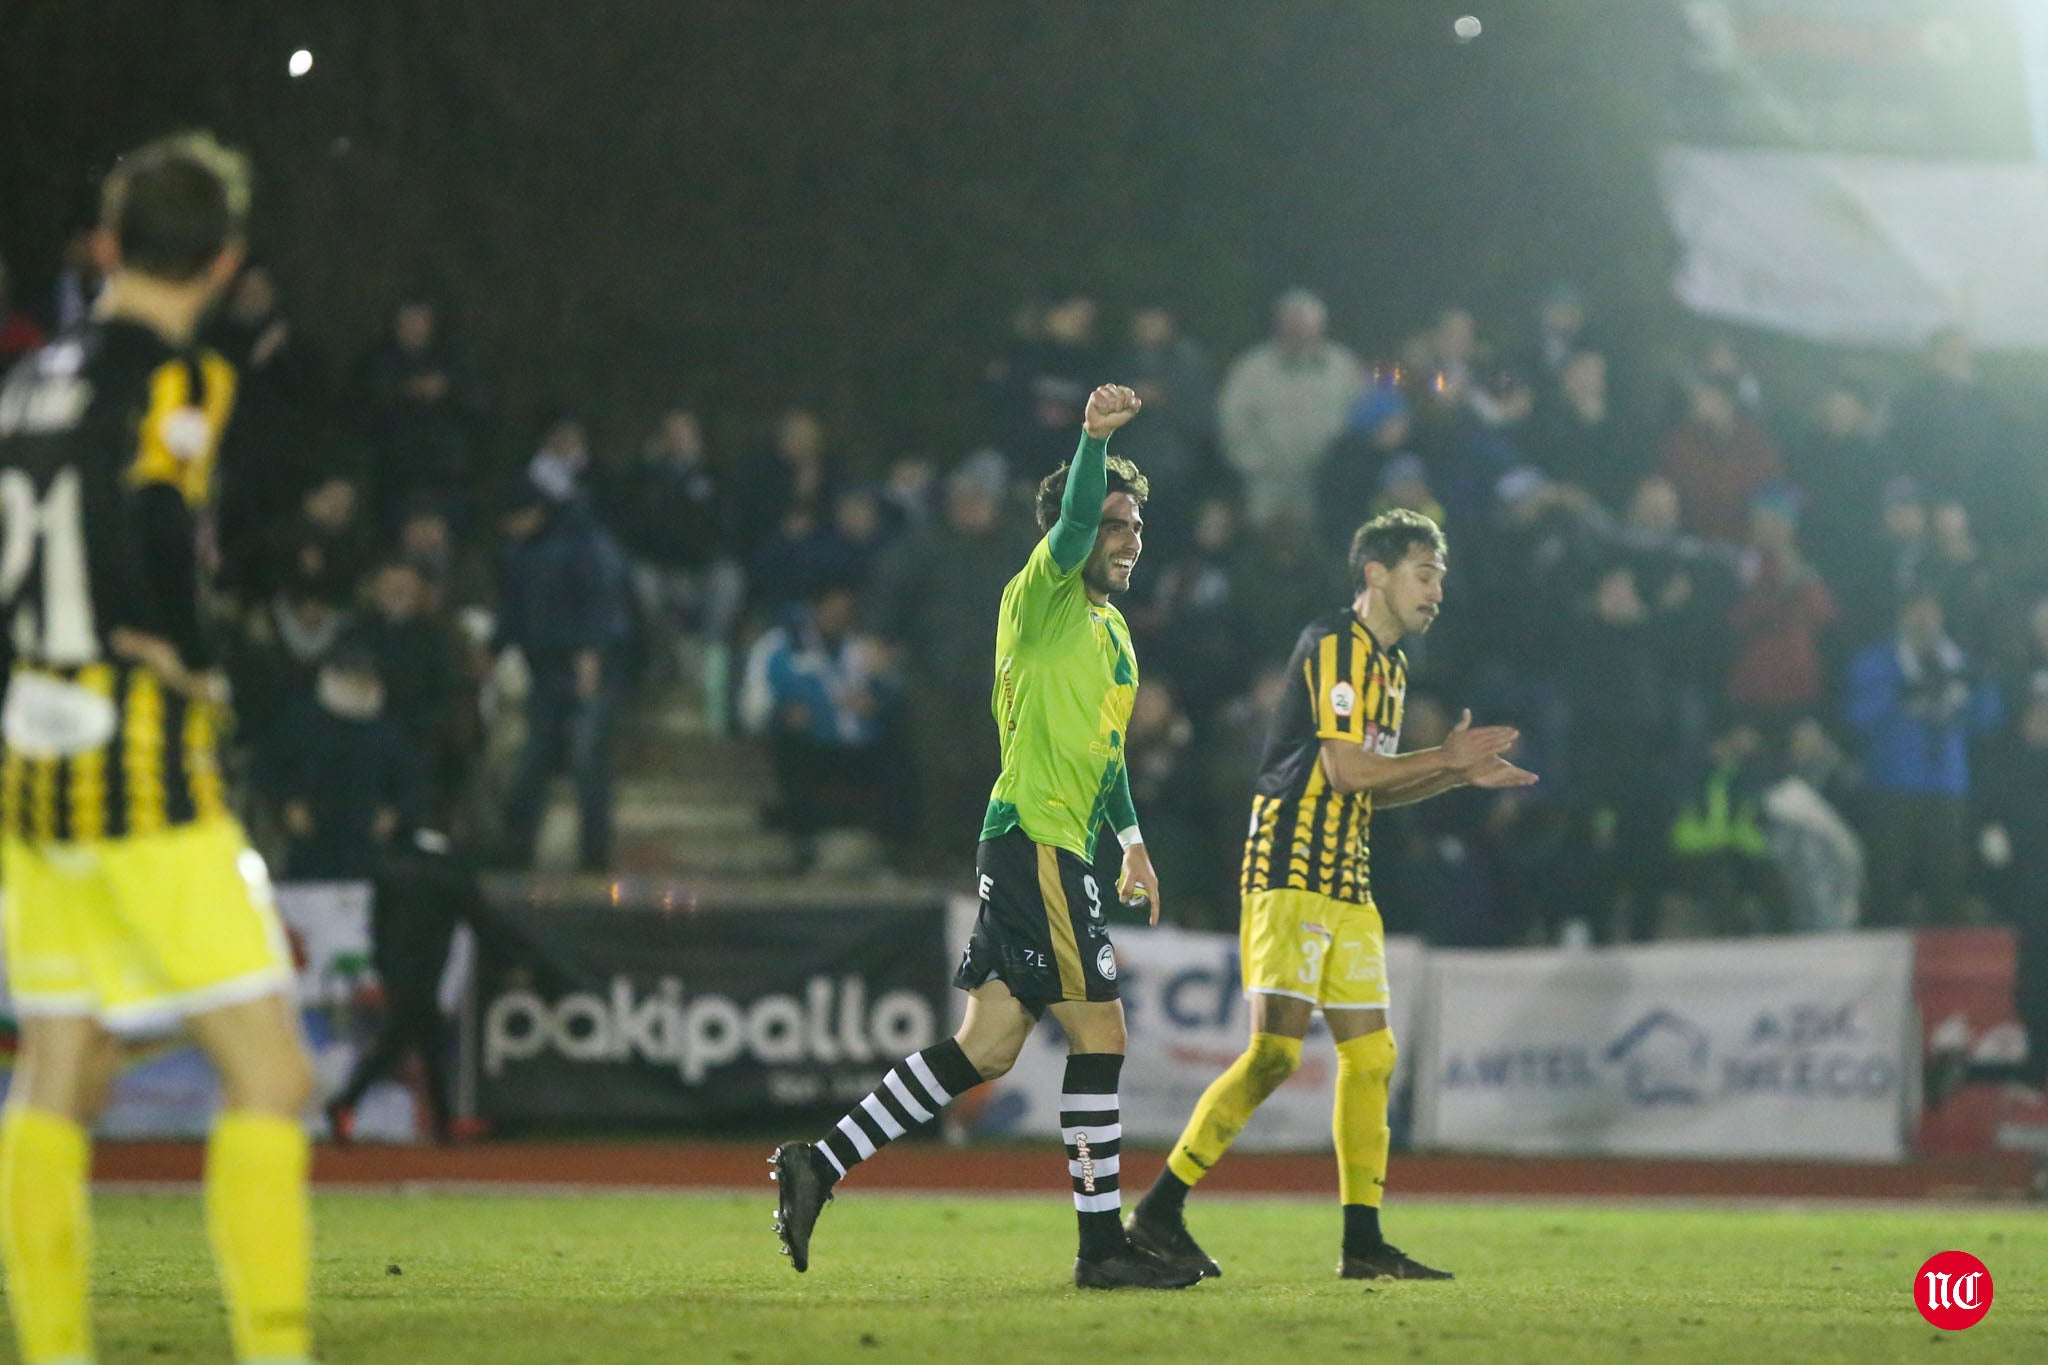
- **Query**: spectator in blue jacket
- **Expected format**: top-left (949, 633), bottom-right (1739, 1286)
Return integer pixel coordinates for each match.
top-left (495, 475), bottom-right (635, 871)
top-left (740, 581), bottom-right (906, 846)
top-left (1845, 588), bottom-right (2002, 925)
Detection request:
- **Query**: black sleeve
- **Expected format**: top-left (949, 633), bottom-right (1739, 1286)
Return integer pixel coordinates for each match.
top-left (129, 481), bottom-right (211, 669)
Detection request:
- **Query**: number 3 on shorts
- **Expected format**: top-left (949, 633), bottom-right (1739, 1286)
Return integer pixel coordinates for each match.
top-left (1297, 933), bottom-right (1326, 986)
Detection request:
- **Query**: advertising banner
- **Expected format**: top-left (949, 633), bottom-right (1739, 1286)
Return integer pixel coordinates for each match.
top-left (1660, 146), bottom-right (2048, 351)
top-left (1656, 2), bottom-right (2048, 348)
top-left (1662, 0), bottom-right (2037, 160)
top-left (276, 880), bottom-right (376, 1005)
top-left (1914, 926), bottom-right (2048, 1159)
top-left (956, 898), bottom-right (1426, 1151)
top-left (467, 890), bottom-right (949, 1127)
top-left (1414, 932), bottom-right (1915, 1161)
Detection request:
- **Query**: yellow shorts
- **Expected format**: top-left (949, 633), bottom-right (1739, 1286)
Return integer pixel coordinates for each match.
top-left (2, 817), bottom-right (292, 1030)
top-left (1240, 887), bottom-right (1389, 1011)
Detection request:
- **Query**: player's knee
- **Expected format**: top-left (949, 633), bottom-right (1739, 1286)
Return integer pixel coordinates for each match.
top-left (77, 1032), bottom-right (128, 1125)
top-left (282, 1044), bottom-right (318, 1110)
top-left (219, 1040), bottom-right (317, 1117)
top-left (957, 1028), bottom-right (1023, 1082)
top-left (1052, 1003), bottom-right (1126, 1056)
top-left (1338, 1028), bottom-right (1397, 1085)
top-left (14, 1073), bottom-right (97, 1127)
top-left (967, 1045), bottom-right (1014, 1082)
top-left (1242, 1036), bottom-right (1302, 1097)
top-left (14, 1019), bottom-right (113, 1123)
top-left (1084, 1015), bottom-right (1128, 1056)
top-left (266, 1050), bottom-right (317, 1116)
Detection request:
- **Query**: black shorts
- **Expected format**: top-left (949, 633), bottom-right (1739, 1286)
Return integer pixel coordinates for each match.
top-left (953, 827), bottom-right (1120, 1012)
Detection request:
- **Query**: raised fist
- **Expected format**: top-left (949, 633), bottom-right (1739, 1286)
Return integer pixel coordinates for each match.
top-left (1083, 384), bottom-right (1142, 438)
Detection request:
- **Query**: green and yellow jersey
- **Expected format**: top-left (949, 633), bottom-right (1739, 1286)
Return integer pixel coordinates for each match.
top-left (981, 431), bottom-right (1139, 862)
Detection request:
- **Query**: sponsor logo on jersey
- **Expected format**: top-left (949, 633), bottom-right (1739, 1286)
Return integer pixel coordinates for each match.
top-left (161, 406), bottom-right (213, 461)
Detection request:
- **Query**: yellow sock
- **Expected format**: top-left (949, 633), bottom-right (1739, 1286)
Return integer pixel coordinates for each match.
top-left (206, 1111), bottom-right (311, 1364)
top-left (0, 1105), bottom-right (93, 1365)
top-left (1334, 1030), bottom-right (1396, 1207)
top-left (1165, 1032), bottom-right (1301, 1186)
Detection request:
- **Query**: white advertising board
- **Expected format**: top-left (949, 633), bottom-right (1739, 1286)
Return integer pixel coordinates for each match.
top-left (1661, 145), bottom-right (2048, 351)
top-left (1415, 932), bottom-right (1916, 1162)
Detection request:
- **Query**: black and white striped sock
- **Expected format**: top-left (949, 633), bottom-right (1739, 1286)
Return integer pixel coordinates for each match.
top-left (817, 1038), bottom-right (984, 1184)
top-left (1062, 1052), bottom-right (1127, 1261)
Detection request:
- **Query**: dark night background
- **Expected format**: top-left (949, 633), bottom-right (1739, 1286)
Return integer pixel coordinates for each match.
top-left (0, 0), bottom-right (1696, 461)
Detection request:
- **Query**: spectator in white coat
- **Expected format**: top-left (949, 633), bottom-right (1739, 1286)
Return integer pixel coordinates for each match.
top-left (1217, 289), bottom-right (1365, 528)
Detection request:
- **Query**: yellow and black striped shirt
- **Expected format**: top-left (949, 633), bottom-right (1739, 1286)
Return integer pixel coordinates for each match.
top-left (0, 319), bottom-right (237, 843)
top-left (0, 662), bottom-right (230, 841)
top-left (1240, 609), bottom-right (1407, 905)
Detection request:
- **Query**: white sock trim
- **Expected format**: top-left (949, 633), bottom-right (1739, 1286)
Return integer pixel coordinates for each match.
top-left (906, 1052), bottom-right (953, 1107)
top-left (1061, 1122), bottom-right (1122, 1147)
top-left (818, 1142), bottom-right (848, 1178)
top-left (1068, 1153), bottom-right (1121, 1179)
top-left (1058, 1091), bottom-right (1118, 1111)
top-left (1073, 1190), bottom-right (1122, 1213)
top-left (835, 1114), bottom-right (876, 1160)
top-left (861, 1093), bottom-right (906, 1140)
top-left (884, 1070), bottom-right (934, 1125)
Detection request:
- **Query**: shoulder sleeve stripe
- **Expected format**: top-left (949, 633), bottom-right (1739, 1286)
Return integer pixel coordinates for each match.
top-left (126, 361), bottom-right (189, 495)
top-left (1383, 651), bottom-right (1408, 738)
top-left (1359, 632), bottom-right (1385, 737)
top-left (1344, 629), bottom-right (1369, 742)
top-left (1312, 631), bottom-right (1342, 735)
top-left (126, 353), bottom-right (236, 508)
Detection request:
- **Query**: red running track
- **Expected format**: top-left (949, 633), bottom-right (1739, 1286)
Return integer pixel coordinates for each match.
top-left (90, 1140), bottom-right (2038, 1201)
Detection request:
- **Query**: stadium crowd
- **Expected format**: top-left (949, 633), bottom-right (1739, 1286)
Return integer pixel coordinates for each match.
top-left (6, 245), bottom-right (2046, 946)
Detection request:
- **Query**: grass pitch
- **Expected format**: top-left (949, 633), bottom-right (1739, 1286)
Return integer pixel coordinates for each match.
top-left (34, 1189), bottom-right (2048, 1363)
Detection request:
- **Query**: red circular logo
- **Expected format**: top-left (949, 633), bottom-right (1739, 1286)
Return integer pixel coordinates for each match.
top-left (1915, 1251), bottom-right (1993, 1330)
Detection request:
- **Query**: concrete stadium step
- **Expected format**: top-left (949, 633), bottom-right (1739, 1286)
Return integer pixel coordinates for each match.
top-left (614, 725), bottom-right (771, 788)
top-left (535, 799), bottom-right (800, 876)
top-left (526, 683), bottom-right (797, 875)
top-left (612, 825), bottom-right (802, 877)
top-left (613, 781), bottom-right (766, 832)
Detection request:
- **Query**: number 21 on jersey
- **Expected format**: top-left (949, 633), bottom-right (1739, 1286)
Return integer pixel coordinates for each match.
top-left (0, 466), bottom-right (98, 665)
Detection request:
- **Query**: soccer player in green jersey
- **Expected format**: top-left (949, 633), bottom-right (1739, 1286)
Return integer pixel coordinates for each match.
top-left (773, 384), bottom-right (1200, 1290)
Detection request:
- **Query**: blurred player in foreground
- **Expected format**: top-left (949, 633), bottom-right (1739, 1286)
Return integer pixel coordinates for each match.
top-left (1129, 509), bottom-right (1533, 1281)
top-left (0, 134), bottom-right (316, 1364)
top-left (773, 384), bottom-right (1202, 1289)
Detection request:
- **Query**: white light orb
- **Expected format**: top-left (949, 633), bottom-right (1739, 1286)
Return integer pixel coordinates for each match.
top-left (288, 49), bottom-right (314, 78)
top-left (1453, 15), bottom-right (1482, 42)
